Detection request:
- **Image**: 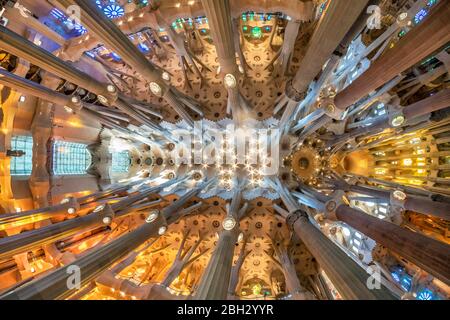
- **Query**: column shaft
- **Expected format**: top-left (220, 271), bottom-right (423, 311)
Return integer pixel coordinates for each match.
top-left (334, 0), bottom-right (450, 110)
top-left (335, 205), bottom-right (450, 285)
top-left (290, 213), bottom-right (396, 299)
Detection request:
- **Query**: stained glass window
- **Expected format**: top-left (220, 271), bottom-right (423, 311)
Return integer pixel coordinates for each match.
top-left (52, 141), bottom-right (92, 175)
top-left (103, 4), bottom-right (124, 19)
top-left (112, 151), bottom-right (130, 173)
top-left (417, 288), bottom-right (434, 300)
top-left (10, 136), bottom-right (33, 176)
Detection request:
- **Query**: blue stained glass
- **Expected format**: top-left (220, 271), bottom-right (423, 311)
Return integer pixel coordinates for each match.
top-left (400, 276), bottom-right (412, 291)
top-left (417, 288), bottom-right (434, 300)
top-left (138, 43), bottom-right (149, 52)
top-left (103, 4), bottom-right (125, 19)
top-left (112, 151), bottom-right (130, 173)
top-left (414, 8), bottom-right (428, 24)
top-left (111, 52), bottom-right (121, 61)
top-left (50, 8), bottom-right (87, 36)
top-left (52, 141), bottom-right (92, 175)
top-left (391, 272), bottom-right (400, 282)
top-left (427, 0), bottom-right (437, 6)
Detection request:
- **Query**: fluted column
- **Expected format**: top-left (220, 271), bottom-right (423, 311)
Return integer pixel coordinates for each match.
top-left (201, 0), bottom-right (247, 122)
top-left (288, 211), bottom-right (395, 300)
top-left (278, 184), bottom-right (395, 299)
top-left (0, 26), bottom-right (116, 104)
top-left (329, 204), bottom-right (450, 286)
top-left (195, 189), bottom-right (245, 299)
top-left (333, 0), bottom-right (450, 111)
top-left (0, 179), bottom-right (211, 300)
top-left (53, 0), bottom-right (193, 126)
top-left (280, 0), bottom-right (369, 126)
top-left (227, 239), bottom-right (249, 299)
top-left (337, 182), bottom-right (450, 221)
top-left (0, 179), bottom-right (179, 260)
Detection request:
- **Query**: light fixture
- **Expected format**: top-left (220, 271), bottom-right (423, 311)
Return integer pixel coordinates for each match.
top-left (67, 207), bottom-right (76, 214)
top-left (393, 190), bottom-right (407, 201)
top-left (158, 225), bottom-right (167, 235)
top-left (222, 216), bottom-right (237, 230)
top-left (162, 72), bottom-right (171, 81)
top-left (102, 216), bottom-right (112, 224)
top-left (94, 204), bottom-right (105, 213)
top-left (238, 232), bottom-right (244, 242)
top-left (19, 95), bottom-right (26, 102)
top-left (224, 74), bottom-right (237, 89)
top-left (60, 198), bottom-right (70, 204)
top-left (150, 82), bottom-right (163, 96)
top-left (145, 210), bottom-right (159, 223)
top-left (64, 106), bottom-right (74, 113)
top-left (97, 95), bottom-right (108, 105)
top-left (391, 114), bottom-right (405, 127)
top-left (107, 84), bottom-right (116, 93)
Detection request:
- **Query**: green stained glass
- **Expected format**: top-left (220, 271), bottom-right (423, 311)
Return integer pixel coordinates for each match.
top-left (10, 136), bottom-right (33, 176)
top-left (251, 26), bottom-right (262, 39)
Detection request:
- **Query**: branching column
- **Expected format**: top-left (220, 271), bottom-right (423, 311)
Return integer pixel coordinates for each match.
top-left (195, 189), bottom-right (247, 299)
top-left (322, 201), bottom-right (450, 285)
top-left (160, 230), bottom-right (208, 288)
top-left (277, 183), bottom-right (396, 299)
top-left (279, 0), bottom-right (369, 129)
top-left (55, 0), bottom-right (194, 127)
top-left (201, 0), bottom-right (248, 123)
top-left (0, 179), bottom-right (212, 300)
top-left (332, 0), bottom-right (450, 112)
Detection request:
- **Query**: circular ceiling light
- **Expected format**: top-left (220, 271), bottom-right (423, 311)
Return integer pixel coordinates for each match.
top-left (145, 210), bottom-right (159, 223)
top-left (224, 74), bottom-right (237, 89)
top-left (162, 72), bottom-right (171, 81)
top-left (391, 114), bottom-right (405, 127)
top-left (158, 226), bottom-right (167, 235)
top-left (393, 190), bottom-right (407, 201)
top-left (222, 216), bottom-right (237, 230)
top-left (150, 82), bottom-right (163, 96)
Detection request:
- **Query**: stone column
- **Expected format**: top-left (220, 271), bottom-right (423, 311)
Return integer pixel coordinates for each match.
top-left (0, 179), bottom-right (180, 260)
top-left (0, 26), bottom-right (116, 104)
top-left (269, 233), bottom-right (316, 300)
top-left (194, 189), bottom-right (246, 299)
top-left (0, 179), bottom-right (212, 300)
top-left (332, 0), bottom-right (450, 111)
top-left (55, 0), bottom-right (193, 126)
top-left (329, 204), bottom-right (450, 286)
top-left (201, 0), bottom-right (248, 122)
top-left (227, 239), bottom-right (250, 299)
top-left (335, 181), bottom-right (450, 221)
top-left (287, 211), bottom-right (395, 299)
top-left (280, 0), bottom-right (369, 126)
top-left (278, 183), bottom-right (395, 299)
top-left (160, 230), bottom-right (207, 288)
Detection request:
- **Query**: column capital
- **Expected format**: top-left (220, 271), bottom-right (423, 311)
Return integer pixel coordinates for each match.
top-left (286, 209), bottom-right (309, 230)
top-left (285, 79), bottom-right (307, 102)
